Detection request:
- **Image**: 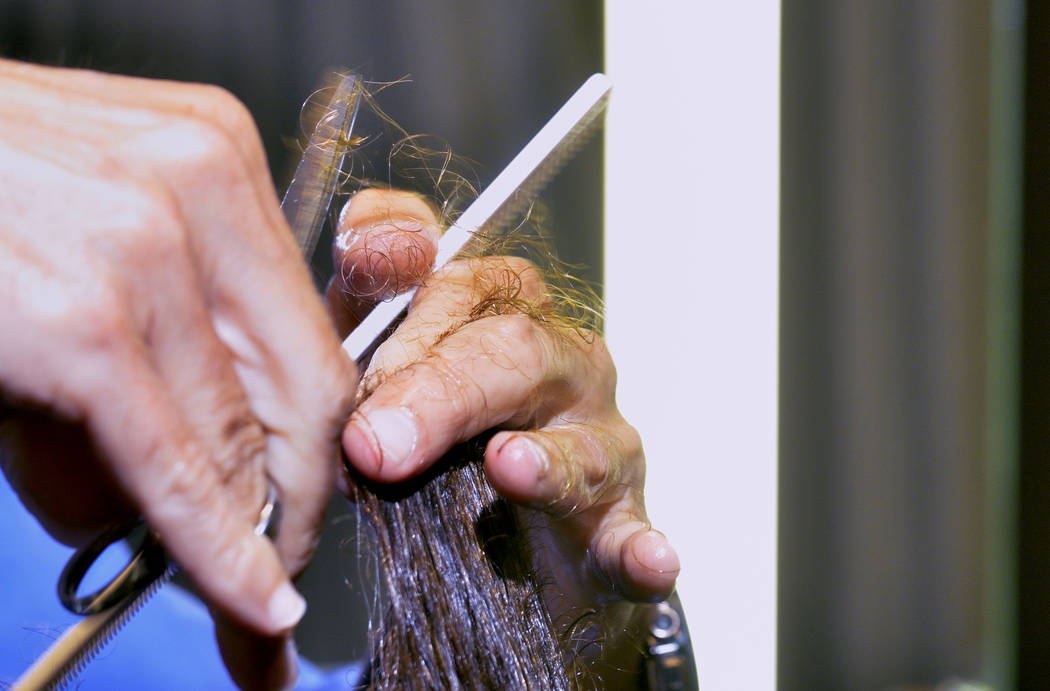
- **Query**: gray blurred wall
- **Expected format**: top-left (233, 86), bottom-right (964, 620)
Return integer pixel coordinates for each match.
top-left (781, 1), bottom-right (1021, 689)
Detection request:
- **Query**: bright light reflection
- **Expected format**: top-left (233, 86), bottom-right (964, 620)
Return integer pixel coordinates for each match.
top-left (605, 4), bottom-right (780, 689)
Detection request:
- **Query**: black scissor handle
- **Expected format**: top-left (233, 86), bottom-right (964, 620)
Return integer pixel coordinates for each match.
top-left (58, 481), bottom-right (281, 616)
top-left (58, 519), bottom-right (167, 616)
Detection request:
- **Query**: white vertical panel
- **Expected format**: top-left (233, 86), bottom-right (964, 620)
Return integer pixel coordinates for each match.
top-left (605, 4), bottom-right (780, 689)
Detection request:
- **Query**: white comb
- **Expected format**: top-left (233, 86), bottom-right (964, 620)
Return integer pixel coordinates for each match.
top-left (341, 73), bottom-right (612, 362)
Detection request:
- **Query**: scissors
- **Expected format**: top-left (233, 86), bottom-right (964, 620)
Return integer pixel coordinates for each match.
top-left (13, 71), bottom-right (611, 690)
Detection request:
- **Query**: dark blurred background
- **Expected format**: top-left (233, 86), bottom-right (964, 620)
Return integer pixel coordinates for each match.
top-left (0, 0), bottom-right (603, 669)
top-left (781, 1), bottom-right (1049, 689)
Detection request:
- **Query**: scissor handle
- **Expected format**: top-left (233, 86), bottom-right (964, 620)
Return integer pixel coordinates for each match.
top-left (58, 481), bottom-right (281, 616)
top-left (58, 519), bottom-right (166, 616)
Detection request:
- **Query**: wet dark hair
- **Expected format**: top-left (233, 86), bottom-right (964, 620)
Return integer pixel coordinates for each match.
top-left (345, 442), bottom-right (575, 689)
top-left (344, 245), bottom-right (598, 689)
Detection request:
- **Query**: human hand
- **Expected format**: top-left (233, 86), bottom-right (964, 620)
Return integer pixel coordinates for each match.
top-left (0, 60), bottom-right (356, 689)
top-left (330, 188), bottom-right (680, 615)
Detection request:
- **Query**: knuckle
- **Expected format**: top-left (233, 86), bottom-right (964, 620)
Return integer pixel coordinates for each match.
top-left (195, 84), bottom-right (254, 127)
top-left (68, 285), bottom-right (134, 356)
top-left (146, 440), bottom-right (260, 583)
top-left (475, 255), bottom-right (545, 296)
top-left (317, 345), bottom-right (358, 415)
top-left (427, 257), bottom-right (478, 291)
top-left (183, 84), bottom-right (266, 167)
top-left (95, 179), bottom-right (181, 241)
top-left (501, 256), bottom-right (545, 295)
top-left (161, 116), bottom-right (239, 178)
top-left (172, 83), bottom-right (257, 142)
top-left (584, 333), bottom-right (618, 389)
top-left (489, 312), bottom-right (539, 346)
top-left (198, 519), bottom-right (260, 598)
top-left (414, 355), bottom-right (479, 435)
top-left (149, 439), bottom-right (222, 514)
top-left (618, 420), bottom-right (644, 461)
top-left (459, 256), bottom-right (554, 322)
top-left (552, 429), bottom-right (611, 506)
top-left (487, 254), bottom-right (537, 276)
top-left (429, 256), bottom-right (549, 308)
top-left (588, 528), bottom-right (624, 590)
top-left (482, 314), bottom-right (547, 379)
top-left (602, 420), bottom-right (644, 489)
top-left (506, 313), bottom-right (549, 366)
top-left (124, 189), bottom-right (188, 260)
top-left (559, 329), bottom-right (617, 403)
top-left (585, 435), bottom-right (615, 490)
top-left (212, 411), bottom-right (267, 488)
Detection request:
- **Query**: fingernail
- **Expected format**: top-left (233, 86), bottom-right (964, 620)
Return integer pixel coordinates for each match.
top-left (500, 435), bottom-right (549, 480)
top-left (358, 408), bottom-right (418, 471)
top-left (633, 531), bottom-right (681, 575)
top-left (267, 582), bottom-right (307, 631)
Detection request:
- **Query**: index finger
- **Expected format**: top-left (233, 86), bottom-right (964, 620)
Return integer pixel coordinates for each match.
top-left (324, 189), bottom-right (442, 335)
top-left (112, 90), bottom-right (358, 571)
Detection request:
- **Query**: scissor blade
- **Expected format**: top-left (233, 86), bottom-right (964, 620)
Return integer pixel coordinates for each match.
top-left (341, 73), bottom-right (612, 362)
top-left (12, 569), bottom-right (173, 691)
top-left (281, 73), bottom-right (363, 261)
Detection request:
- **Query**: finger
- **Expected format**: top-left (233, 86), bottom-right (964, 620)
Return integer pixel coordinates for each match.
top-left (484, 420), bottom-right (640, 512)
top-left (486, 424), bottom-right (677, 601)
top-left (133, 227), bottom-right (269, 521)
top-left (6, 65), bottom-right (335, 638)
top-left (343, 312), bottom-right (584, 482)
top-left (129, 113), bottom-right (357, 576)
top-left (70, 344), bottom-right (305, 636)
top-left (324, 275), bottom-right (371, 338)
top-left (16, 62), bottom-right (357, 536)
top-left (1, 63), bottom-right (274, 213)
top-left (595, 520), bottom-right (681, 602)
top-left (364, 255), bottom-right (551, 380)
top-left (25, 61), bottom-right (354, 529)
top-left (332, 188), bottom-right (441, 303)
top-left (0, 65), bottom-right (281, 253)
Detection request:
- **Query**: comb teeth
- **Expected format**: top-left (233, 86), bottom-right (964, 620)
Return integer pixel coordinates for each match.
top-left (341, 73), bottom-right (612, 363)
top-left (15, 566), bottom-right (175, 691)
top-left (433, 73), bottom-right (612, 269)
top-left (53, 567), bottom-right (175, 690)
top-left (476, 88), bottom-right (610, 243)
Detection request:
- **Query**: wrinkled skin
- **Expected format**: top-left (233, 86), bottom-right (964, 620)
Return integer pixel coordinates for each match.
top-left (332, 190), bottom-right (680, 611)
top-left (0, 59), bottom-right (678, 689)
top-left (0, 59), bottom-right (354, 689)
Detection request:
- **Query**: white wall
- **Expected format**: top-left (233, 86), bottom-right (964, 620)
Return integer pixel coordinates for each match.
top-left (605, 4), bottom-right (780, 689)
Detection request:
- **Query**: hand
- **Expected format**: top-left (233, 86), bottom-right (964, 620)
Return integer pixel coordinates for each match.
top-left (0, 60), bottom-right (356, 689)
top-left (330, 189), bottom-right (680, 614)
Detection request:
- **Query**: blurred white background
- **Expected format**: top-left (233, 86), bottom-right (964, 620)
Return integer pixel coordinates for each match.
top-left (606, 4), bottom-right (781, 689)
